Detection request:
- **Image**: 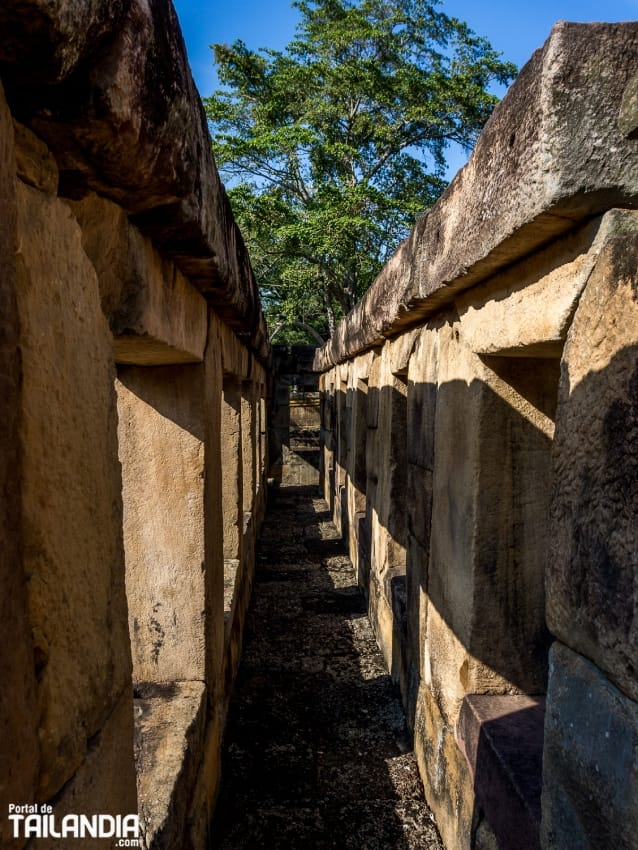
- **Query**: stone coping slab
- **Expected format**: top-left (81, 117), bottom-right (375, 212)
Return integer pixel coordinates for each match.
top-left (0, 0), bottom-right (269, 363)
top-left (314, 22), bottom-right (638, 371)
top-left (456, 694), bottom-right (545, 850)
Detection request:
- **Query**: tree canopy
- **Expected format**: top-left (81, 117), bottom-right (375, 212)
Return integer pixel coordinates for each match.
top-left (205, 0), bottom-right (516, 342)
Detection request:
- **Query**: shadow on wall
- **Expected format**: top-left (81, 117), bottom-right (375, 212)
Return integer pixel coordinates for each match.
top-left (333, 370), bottom-right (556, 686)
top-left (117, 364), bottom-right (206, 440)
top-left (323, 337), bottom-right (638, 849)
top-left (324, 354), bottom-right (561, 849)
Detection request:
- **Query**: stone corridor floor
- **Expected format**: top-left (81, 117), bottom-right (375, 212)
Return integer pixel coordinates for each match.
top-left (210, 484), bottom-right (443, 850)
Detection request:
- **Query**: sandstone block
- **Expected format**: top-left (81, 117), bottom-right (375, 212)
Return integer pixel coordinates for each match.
top-left (220, 375), bottom-right (244, 561)
top-left (406, 325), bottom-right (438, 472)
top-left (16, 180), bottom-right (132, 799)
top-left (456, 694), bottom-right (545, 850)
top-left (387, 328), bottom-right (420, 376)
top-left (117, 366), bottom-right (207, 685)
top-left (134, 681), bottom-right (206, 850)
top-left (203, 318), bottom-right (225, 700)
top-left (365, 356), bottom-right (381, 429)
top-left (218, 315), bottom-right (252, 379)
top-left (405, 534), bottom-right (430, 683)
top-left (34, 690), bottom-right (137, 850)
top-left (547, 210), bottom-right (638, 703)
top-left (13, 121), bottom-right (58, 194)
top-left (368, 348), bottom-right (408, 575)
top-left (407, 465), bottom-right (434, 554)
top-left (9, 0), bottom-right (204, 214)
top-left (413, 681), bottom-right (475, 850)
top-left (0, 83), bottom-right (39, 843)
top-left (0, 0), bottom-right (268, 360)
top-left (541, 643), bottom-right (638, 850)
top-left (455, 215), bottom-right (615, 358)
top-left (427, 327), bottom-right (483, 665)
top-left (426, 327), bottom-right (553, 723)
top-left (0, 0), bottom-right (128, 85)
top-left (69, 194), bottom-right (207, 365)
top-left (314, 23), bottom-right (638, 369)
top-left (620, 70), bottom-right (638, 139)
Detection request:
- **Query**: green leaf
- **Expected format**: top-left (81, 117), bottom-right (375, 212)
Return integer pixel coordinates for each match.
top-left (204, 0), bottom-right (516, 342)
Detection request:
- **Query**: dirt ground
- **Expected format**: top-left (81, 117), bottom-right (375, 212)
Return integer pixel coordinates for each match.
top-left (210, 484), bottom-right (443, 850)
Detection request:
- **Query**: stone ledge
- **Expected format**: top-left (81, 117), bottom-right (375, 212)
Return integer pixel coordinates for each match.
top-left (68, 193), bottom-right (208, 366)
top-left (134, 681), bottom-right (206, 850)
top-left (456, 694), bottom-right (545, 850)
top-left (314, 22), bottom-right (638, 371)
top-left (0, 0), bottom-right (269, 364)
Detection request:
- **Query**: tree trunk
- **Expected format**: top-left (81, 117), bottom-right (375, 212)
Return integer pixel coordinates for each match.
top-left (323, 287), bottom-right (336, 337)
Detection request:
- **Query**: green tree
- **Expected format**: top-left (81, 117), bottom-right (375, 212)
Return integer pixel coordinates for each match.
top-left (205, 0), bottom-right (516, 341)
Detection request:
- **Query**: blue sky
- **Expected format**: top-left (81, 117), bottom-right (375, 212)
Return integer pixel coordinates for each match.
top-left (173, 0), bottom-right (638, 175)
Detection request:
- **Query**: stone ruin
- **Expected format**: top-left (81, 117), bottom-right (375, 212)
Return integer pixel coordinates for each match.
top-left (0, 3), bottom-right (637, 850)
top-left (270, 344), bottom-right (322, 487)
top-left (313, 20), bottom-right (638, 850)
top-left (0, 1), bottom-right (269, 847)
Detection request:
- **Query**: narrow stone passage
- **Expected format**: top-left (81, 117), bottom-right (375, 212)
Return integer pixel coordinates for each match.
top-left (211, 484), bottom-right (443, 849)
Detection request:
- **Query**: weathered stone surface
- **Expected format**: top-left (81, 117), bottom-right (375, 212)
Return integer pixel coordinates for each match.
top-left (547, 210), bottom-right (638, 704)
top-left (344, 358), bottom-right (369, 569)
top-left (426, 325), bottom-right (553, 724)
top-left (134, 681), bottom-right (206, 850)
top-left (369, 346), bottom-right (408, 575)
top-left (456, 695), bottom-right (545, 850)
top-left (367, 568), bottom-right (400, 678)
top-left (203, 316), bottom-right (226, 702)
top-left (405, 325), bottom-right (437, 699)
top-left (619, 70), bottom-right (638, 139)
top-left (314, 22), bottom-right (638, 370)
top-left (198, 707), bottom-right (224, 832)
top-left (0, 83), bottom-right (39, 846)
top-left (224, 560), bottom-right (241, 634)
top-left (14, 120), bottom-right (57, 194)
top-left (219, 317), bottom-right (253, 379)
top-left (387, 328), bottom-right (421, 376)
top-left (16, 180), bottom-right (132, 799)
top-left (69, 194), bottom-right (208, 364)
top-left (474, 820), bottom-right (501, 850)
top-left (117, 366), bottom-right (207, 685)
top-left (222, 549), bottom-right (255, 714)
top-left (0, 0), bottom-right (269, 362)
top-left (0, 0), bottom-right (129, 86)
top-left (455, 215), bottom-right (614, 358)
top-left (1, 11), bottom-right (272, 845)
top-left (242, 387), bottom-right (257, 511)
top-left (35, 690), bottom-right (137, 850)
top-left (314, 26), bottom-right (638, 850)
top-left (3, 0), bottom-right (201, 218)
top-left (541, 643), bottom-right (638, 850)
top-left (470, 355), bottom-right (556, 692)
top-left (406, 324), bottom-right (438, 486)
top-left (220, 376), bottom-right (244, 562)
top-left (413, 681), bottom-right (475, 850)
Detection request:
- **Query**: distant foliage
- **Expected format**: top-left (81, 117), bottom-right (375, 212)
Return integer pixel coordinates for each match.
top-left (205, 0), bottom-right (516, 341)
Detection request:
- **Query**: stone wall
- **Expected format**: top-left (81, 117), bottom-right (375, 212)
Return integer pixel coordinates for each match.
top-left (270, 345), bottom-right (321, 487)
top-left (0, 4), bottom-right (269, 848)
top-left (314, 23), bottom-right (638, 850)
